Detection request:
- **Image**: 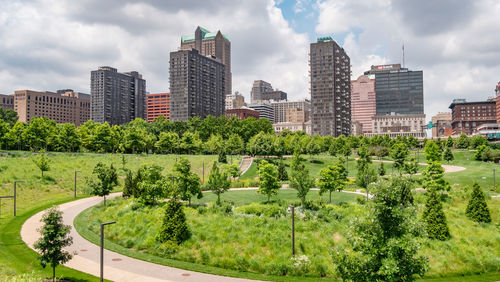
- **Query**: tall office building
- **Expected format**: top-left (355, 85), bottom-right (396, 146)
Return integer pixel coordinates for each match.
top-left (181, 26), bottom-right (231, 94)
top-left (90, 66), bottom-right (146, 125)
top-left (262, 90), bottom-right (287, 102)
top-left (351, 75), bottom-right (376, 134)
top-left (310, 37), bottom-right (351, 136)
top-left (0, 94), bottom-right (14, 110)
top-left (147, 93), bottom-right (169, 122)
top-left (14, 89), bottom-right (90, 125)
top-left (250, 80), bottom-right (273, 103)
top-left (364, 64), bottom-right (423, 115)
top-left (270, 100), bottom-right (310, 123)
top-left (248, 104), bottom-right (274, 123)
top-left (169, 49), bottom-right (225, 121)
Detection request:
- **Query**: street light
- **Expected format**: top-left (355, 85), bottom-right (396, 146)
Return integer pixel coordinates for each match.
top-left (366, 175), bottom-right (369, 200)
top-left (14, 181), bottom-right (24, 217)
top-left (100, 221), bottom-right (116, 282)
top-left (289, 205), bottom-right (295, 256)
top-left (494, 168), bottom-right (496, 190)
top-left (74, 171), bottom-right (81, 198)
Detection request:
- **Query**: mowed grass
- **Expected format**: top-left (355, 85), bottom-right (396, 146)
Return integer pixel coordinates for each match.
top-left (0, 151), bottom-right (230, 280)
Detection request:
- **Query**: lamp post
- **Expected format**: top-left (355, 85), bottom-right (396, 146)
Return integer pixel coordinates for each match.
top-left (14, 181), bottom-right (24, 217)
top-left (494, 168), bottom-right (496, 190)
top-left (366, 175), bottom-right (369, 200)
top-left (74, 171), bottom-right (81, 198)
top-left (100, 221), bottom-right (116, 282)
top-left (290, 205), bottom-right (295, 256)
top-left (202, 162), bottom-right (205, 183)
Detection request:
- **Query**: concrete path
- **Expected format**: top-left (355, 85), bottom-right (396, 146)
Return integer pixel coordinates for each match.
top-left (238, 156), bottom-right (253, 176)
top-left (21, 193), bottom-right (256, 282)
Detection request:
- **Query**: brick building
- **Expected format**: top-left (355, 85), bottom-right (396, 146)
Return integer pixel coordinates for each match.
top-left (225, 107), bottom-right (259, 120)
top-left (286, 108), bottom-right (309, 123)
top-left (496, 81), bottom-right (500, 123)
top-left (0, 94), bottom-right (14, 110)
top-left (14, 89), bottom-right (90, 125)
top-left (147, 93), bottom-right (169, 122)
top-left (431, 112), bottom-right (452, 137)
top-left (449, 99), bottom-right (496, 135)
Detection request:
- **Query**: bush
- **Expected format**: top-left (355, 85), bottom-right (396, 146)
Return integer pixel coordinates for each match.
top-left (209, 201), bottom-right (233, 214)
top-left (235, 203), bottom-right (285, 218)
top-left (465, 183), bottom-right (491, 223)
top-left (317, 205), bottom-right (345, 222)
top-left (156, 199), bottom-right (190, 245)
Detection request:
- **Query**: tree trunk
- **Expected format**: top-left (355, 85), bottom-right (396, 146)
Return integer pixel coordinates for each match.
top-left (217, 194), bottom-right (221, 205)
top-left (188, 197), bottom-right (191, 206)
top-left (41, 170), bottom-right (44, 178)
top-left (329, 190), bottom-right (332, 203)
top-left (52, 266), bottom-right (55, 282)
top-left (301, 196), bottom-right (305, 207)
top-left (103, 195), bottom-right (106, 206)
top-left (267, 194), bottom-right (270, 203)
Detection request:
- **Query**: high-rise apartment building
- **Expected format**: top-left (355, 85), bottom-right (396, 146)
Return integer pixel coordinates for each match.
top-left (351, 75), bottom-right (376, 134)
top-left (248, 104), bottom-right (274, 123)
top-left (0, 94), bottom-right (14, 110)
top-left (495, 81), bottom-right (500, 123)
top-left (262, 90), bottom-right (287, 102)
top-left (310, 37), bottom-right (351, 136)
top-left (271, 100), bottom-right (311, 123)
top-left (90, 66), bottom-right (146, 125)
top-left (250, 80), bottom-right (273, 103)
top-left (431, 112), bottom-right (452, 137)
top-left (181, 26), bottom-right (231, 94)
top-left (449, 99), bottom-right (496, 135)
top-left (14, 89), bottom-right (90, 125)
top-left (225, 92), bottom-right (246, 110)
top-left (147, 93), bottom-right (169, 122)
top-left (364, 64), bottom-right (423, 115)
top-left (169, 49), bottom-right (225, 121)
top-left (286, 108), bottom-right (309, 123)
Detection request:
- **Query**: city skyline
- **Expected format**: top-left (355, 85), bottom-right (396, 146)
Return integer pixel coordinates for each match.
top-left (0, 0), bottom-right (498, 121)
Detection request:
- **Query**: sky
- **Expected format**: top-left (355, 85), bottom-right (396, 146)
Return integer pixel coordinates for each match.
top-left (0, 0), bottom-right (499, 120)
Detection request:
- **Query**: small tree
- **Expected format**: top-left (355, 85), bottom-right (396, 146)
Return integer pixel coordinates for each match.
top-left (206, 162), bottom-right (230, 205)
top-left (277, 160), bottom-right (288, 181)
top-left (404, 156), bottom-right (418, 177)
top-left (422, 190), bottom-right (450, 240)
top-left (32, 152), bottom-right (51, 177)
top-left (455, 133), bottom-right (469, 149)
top-left (356, 159), bottom-right (377, 189)
top-left (34, 207), bottom-right (73, 282)
top-left (137, 165), bottom-right (167, 205)
top-left (446, 136), bottom-right (454, 148)
top-left (378, 161), bottom-right (386, 176)
top-left (156, 199), bottom-right (190, 245)
top-left (465, 183), bottom-right (491, 223)
top-left (172, 157), bottom-right (201, 206)
top-left (333, 177), bottom-right (428, 281)
top-left (318, 163), bottom-right (347, 203)
top-left (390, 142), bottom-right (408, 173)
top-left (222, 163), bottom-right (241, 180)
top-left (443, 147), bottom-right (454, 163)
top-left (122, 169), bottom-right (133, 198)
top-left (87, 162), bottom-right (118, 206)
top-left (422, 161), bottom-right (450, 192)
top-left (425, 141), bottom-right (442, 163)
top-left (289, 150), bottom-right (315, 207)
top-left (257, 160), bottom-right (280, 203)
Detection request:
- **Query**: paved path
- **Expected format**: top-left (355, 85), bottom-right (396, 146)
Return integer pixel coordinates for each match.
top-left (238, 156), bottom-right (253, 176)
top-left (21, 193), bottom-right (256, 282)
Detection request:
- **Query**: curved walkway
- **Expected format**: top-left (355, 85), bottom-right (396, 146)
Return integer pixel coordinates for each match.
top-left (21, 193), bottom-right (255, 282)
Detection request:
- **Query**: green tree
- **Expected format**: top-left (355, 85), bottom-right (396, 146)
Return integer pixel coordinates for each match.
top-left (425, 141), bottom-right (442, 162)
top-left (357, 144), bottom-right (371, 163)
top-left (277, 160), bottom-right (288, 181)
top-left (32, 152), bottom-right (51, 177)
top-left (422, 190), bottom-right (450, 240)
top-left (356, 159), bottom-right (377, 189)
top-left (226, 133), bottom-right (244, 156)
top-left (156, 199), bottom-right (190, 245)
top-left (23, 117), bottom-right (55, 151)
top-left (155, 132), bottom-right (179, 154)
top-left (390, 142), bottom-right (408, 172)
top-left (318, 163), bottom-right (348, 203)
top-left (422, 161), bottom-right (450, 192)
top-left (34, 207), bottom-right (73, 282)
top-left (57, 123), bottom-right (81, 152)
top-left (289, 150), bottom-right (315, 207)
top-left (205, 134), bottom-right (224, 154)
top-left (257, 160), bottom-right (280, 203)
top-left (180, 131), bottom-right (201, 154)
top-left (122, 169), bottom-right (134, 198)
top-left (205, 162), bottom-right (230, 205)
top-left (465, 183), bottom-right (491, 223)
top-left (123, 126), bottom-right (147, 153)
top-left (474, 144), bottom-right (490, 161)
top-left (0, 119), bottom-right (10, 150)
top-left (222, 163), bottom-right (241, 180)
top-left (172, 157), bottom-right (201, 205)
top-left (137, 165), bottom-right (167, 205)
top-left (378, 161), bottom-right (386, 176)
top-left (407, 135), bottom-right (419, 149)
top-left (470, 135), bottom-right (488, 149)
top-left (333, 178), bottom-right (428, 281)
top-left (0, 108), bottom-right (18, 126)
top-left (443, 147), bottom-right (454, 163)
top-left (87, 162), bottom-right (118, 206)
top-left (404, 156), bottom-right (419, 177)
top-left (455, 133), bottom-right (469, 149)
top-left (446, 136), bottom-right (454, 148)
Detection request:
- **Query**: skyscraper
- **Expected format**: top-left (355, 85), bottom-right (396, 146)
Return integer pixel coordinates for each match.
top-left (181, 26), bottom-right (231, 94)
top-left (147, 93), bottom-right (169, 122)
top-left (364, 64), bottom-right (423, 115)
top-left (90, 66), bottom-right (146, 125)
top-left (270, 99), bottom-right (310, 123)
top-left (351, 74), bottom-right (376, 134)
top-left (169, 49), bottom-right (225, 121)
top-left (310, 37), bottom-right (351, 136)
top-left (250, 80), bottom-right (273, 103)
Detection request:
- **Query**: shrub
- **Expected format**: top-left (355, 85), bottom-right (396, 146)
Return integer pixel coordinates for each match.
top-left (277, 160), bottom-right (288, 181)
top-left (235, 203), bottom-right (285, 218)
top-left (465, 183), bottom-right (492, 223)
top-left (422, 190), bottom-right (450, 240)
top-left (157, 199), bottom-right (190, 245)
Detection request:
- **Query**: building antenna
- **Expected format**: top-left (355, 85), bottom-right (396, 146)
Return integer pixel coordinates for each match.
top-left (402, 44), bottom-right (405, 68)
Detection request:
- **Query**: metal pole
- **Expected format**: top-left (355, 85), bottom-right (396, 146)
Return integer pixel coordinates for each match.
top-left (366, 175), bottom-right (369, 200)
top-left (291, 206), bottom-right (295, 256)
top-left (100, 221), bottom-right (116, 282)
top-left (13, 181), bottom-right (24, 217)
top-left (202, 162), bottom-right (205, 183)
top-left (494, 168), bottom-right (496, 189)
top-left (74, 171), bottom-right (80, 198)
top-left (346, 158), bottom-right (348, 172)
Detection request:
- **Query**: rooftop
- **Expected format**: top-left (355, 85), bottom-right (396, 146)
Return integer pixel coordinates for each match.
top-left (317, 36), bottom-right (333, 42)
top-left (449, 99), bottom-right (496, 109)
top-left (181, 27), bottom-right (230, 43)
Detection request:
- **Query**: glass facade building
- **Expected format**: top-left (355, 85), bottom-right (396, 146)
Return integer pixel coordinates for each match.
top-left (364, 64), bottom-right (423, 115)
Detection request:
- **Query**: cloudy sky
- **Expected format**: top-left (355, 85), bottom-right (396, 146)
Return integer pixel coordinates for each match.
top-left (0, 0), bottom-right (499, 119)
